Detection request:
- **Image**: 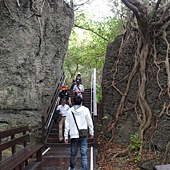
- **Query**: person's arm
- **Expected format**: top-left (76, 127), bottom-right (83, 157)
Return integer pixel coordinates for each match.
top-left (73, 86), bottom-right (79, 93)
top-left (85, 109), bottom-right (94, 138)
top-left (80, 85), bottom-right (84, 93)
top-left (67, 92), bottom-right (72, 106)
top-left (73, 85), bottom-right (76, 92)
top-left (64, 110), bottom-right (70, 143)
top-left (57, 105), bottom-right (62, 115)
top-left (57, 97), bottom-right (61, 105)
top-left (69, 97), bottom-right (72, 106)
top-left (56, 105), bottom-right (60, 111)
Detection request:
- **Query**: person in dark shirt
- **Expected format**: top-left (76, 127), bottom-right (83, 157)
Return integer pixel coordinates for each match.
top-left (58, 85), bottom-right (72, 106)
top-left (70, 79), bottom-right (76, 90)
top-left (75, 72), bottom-right (82, 84)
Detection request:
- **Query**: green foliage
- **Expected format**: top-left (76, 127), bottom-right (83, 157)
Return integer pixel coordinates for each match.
top-left (102, 115), bottom-right (109, 120)
top-left (100, 130), bottom-right (110, 140)
top-left (64, 14), bottom-right (125, 87)
top-left (96, 84), bottom-right (102, 103)
top-left (97, 123), bottom-right (102, 127)
top-left (130, 133), bottom-right (143, 163)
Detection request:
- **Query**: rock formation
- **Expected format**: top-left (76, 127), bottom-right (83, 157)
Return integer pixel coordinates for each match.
top-left (102, 29), bottom-right (170, 168)
top-left (0, 0), bottom-right (74, 142)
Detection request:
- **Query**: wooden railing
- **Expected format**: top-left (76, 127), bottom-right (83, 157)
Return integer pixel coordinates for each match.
top-left (0, 126), bottom-right (43, 170)
top-left (41, 71), bottom-right (66, 145)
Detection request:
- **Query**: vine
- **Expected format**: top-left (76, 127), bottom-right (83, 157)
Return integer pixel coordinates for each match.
top-left (105, 0), bottom-right (170, 164)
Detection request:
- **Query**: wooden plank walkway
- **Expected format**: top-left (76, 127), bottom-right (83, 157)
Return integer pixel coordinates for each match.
top-left (25, 147), bottom-right (97, 170)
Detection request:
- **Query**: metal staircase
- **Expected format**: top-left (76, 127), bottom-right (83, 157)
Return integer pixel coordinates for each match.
top-left (45, 88), bottom-right (93, 148)
top-left (39, 69), bottom-right (98, 170)
top-left (0, 70), bottom-right (98, 170)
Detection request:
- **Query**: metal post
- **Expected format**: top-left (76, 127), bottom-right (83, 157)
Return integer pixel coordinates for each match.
top-left (41, 116), bottom-right (45, 145)
top-left (93, 68), bottom-right (97, 116)
top-left (92, 68), bottom-right (98, 149)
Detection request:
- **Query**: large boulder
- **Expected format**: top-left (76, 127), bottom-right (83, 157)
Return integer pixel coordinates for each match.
top-left (102, 29), bottom-right (170, 165)
top-left (0, 0), bottom-right (74, 142)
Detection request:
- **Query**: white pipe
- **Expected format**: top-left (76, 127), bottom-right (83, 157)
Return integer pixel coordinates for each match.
top-left (91, 71), bottom-right (93, 114)
top-left (93, 68), bottom-right (97, 116)
top-left (90, 147), bottom-right (93, 170)
top-left (42, 147), bottom-right (50, 155)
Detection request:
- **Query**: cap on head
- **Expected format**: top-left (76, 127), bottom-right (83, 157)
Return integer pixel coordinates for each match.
top-left (77, 72), bottom-right (81, 75)
top-left (61, 98), bottom-right (66, 103)
top-left (62, 85), bottom-right (67, 90)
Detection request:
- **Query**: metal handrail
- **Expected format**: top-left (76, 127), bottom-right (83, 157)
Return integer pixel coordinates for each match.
top-left (92, 68), bottom-right (97, 117)
top-left (42, 71), bottom-right (66, 145)
top-left (45, 99), bottom-right (58, 129)
top-left (92, 68), bottom-right (97, 149)
top-left (91, 68), bottom-right (97, 116)
top-left (91, 73), bottom-right (93, 115)
top-left (45, 75), bottom-right (67, 129)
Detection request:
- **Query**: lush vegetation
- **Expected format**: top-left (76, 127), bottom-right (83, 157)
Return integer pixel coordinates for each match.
top-left (63, 6), bottom-right (124, 102)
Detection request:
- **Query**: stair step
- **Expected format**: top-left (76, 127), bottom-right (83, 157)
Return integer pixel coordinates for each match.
top-left (48, 134), bottom-right (58, 138)
top-left (46, 141), bottom-right (94, 148)
top-left (50, 129), bottom-right (58, 133)
top-left (46, 143), bottom-right (71, 148)
top-left (47, 137), bottom-right (94, 143)
top-left (45, 88), bottom-right (94, 148)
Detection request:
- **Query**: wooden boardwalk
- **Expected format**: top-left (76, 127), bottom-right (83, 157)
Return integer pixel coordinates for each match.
top-left (25, 147), bottom-right (97, 170)
top-left (31, 87), bottom-right (97, 170)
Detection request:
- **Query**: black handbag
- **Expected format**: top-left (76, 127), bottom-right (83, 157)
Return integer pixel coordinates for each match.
top-left (71, 111), bottom-right (88, 138)
top-left (53, 110), bottom-right (61, 124)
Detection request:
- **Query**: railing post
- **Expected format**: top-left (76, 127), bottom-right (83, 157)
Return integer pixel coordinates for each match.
top-left (41, 115), bottom-right (45, 145)
top-left (93, 68), bottom-right (97, 117)
top-left (93, 68), bottom-right (98, 148)
top-left (11, 134), bottom-right (16, 154)
top-left (0, 138), bottom-right (1, 161)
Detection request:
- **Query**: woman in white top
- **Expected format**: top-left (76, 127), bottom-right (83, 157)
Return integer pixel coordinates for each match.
top-left (73, 79), bottom-right (84, 98)
top-left (56, 98), bottom-right (70, 142)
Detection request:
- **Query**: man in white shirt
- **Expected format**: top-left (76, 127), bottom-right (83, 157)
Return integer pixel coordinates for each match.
top-left (64, 96), bottom-right (94, 170)
top-left (73, 79), bottom-right (84, 98)
top-left (56, 98), bottom-right (70, 142)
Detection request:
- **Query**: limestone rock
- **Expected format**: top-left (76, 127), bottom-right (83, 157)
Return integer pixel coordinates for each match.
top-left (0, 0), bottom-right (74, 142)
top-left (102, 31), bottom-right (170, 166)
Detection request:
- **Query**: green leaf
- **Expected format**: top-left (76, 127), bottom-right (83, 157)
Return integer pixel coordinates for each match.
top-left (102, 115), bottom-right (109, 120)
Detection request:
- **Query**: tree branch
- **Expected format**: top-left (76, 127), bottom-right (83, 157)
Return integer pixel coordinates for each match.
top-left (160, 2), bottom-right (170, 22)
top-left (74, 24), bottom-right (109, 42)
top-left (154, 0), bottom-right (162, 11)
top-left (121, 0), bottom-right (140, 17)
top-left (152, 2), bottom-right (170, 27)
top-left (74, 0), bottom-right (90, 11)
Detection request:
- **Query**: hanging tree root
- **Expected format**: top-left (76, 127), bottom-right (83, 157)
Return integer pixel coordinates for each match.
top-left (108, 145), bottom-right (132, 160)
top-left (161, 141), bottom-right (170, 164)
top-left (105, 17), bottom-right (140, 142)
top-left (105, 0), bottom-right (170, 161)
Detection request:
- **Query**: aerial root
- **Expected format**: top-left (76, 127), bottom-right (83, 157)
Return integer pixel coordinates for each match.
top-left (108, 146), bottom-right (131, 159)
top-left (161, 141), bottom-right (170, 164)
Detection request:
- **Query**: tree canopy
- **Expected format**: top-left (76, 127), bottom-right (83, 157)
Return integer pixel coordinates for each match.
top-left (64, 1), bottom-right (125, 88)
